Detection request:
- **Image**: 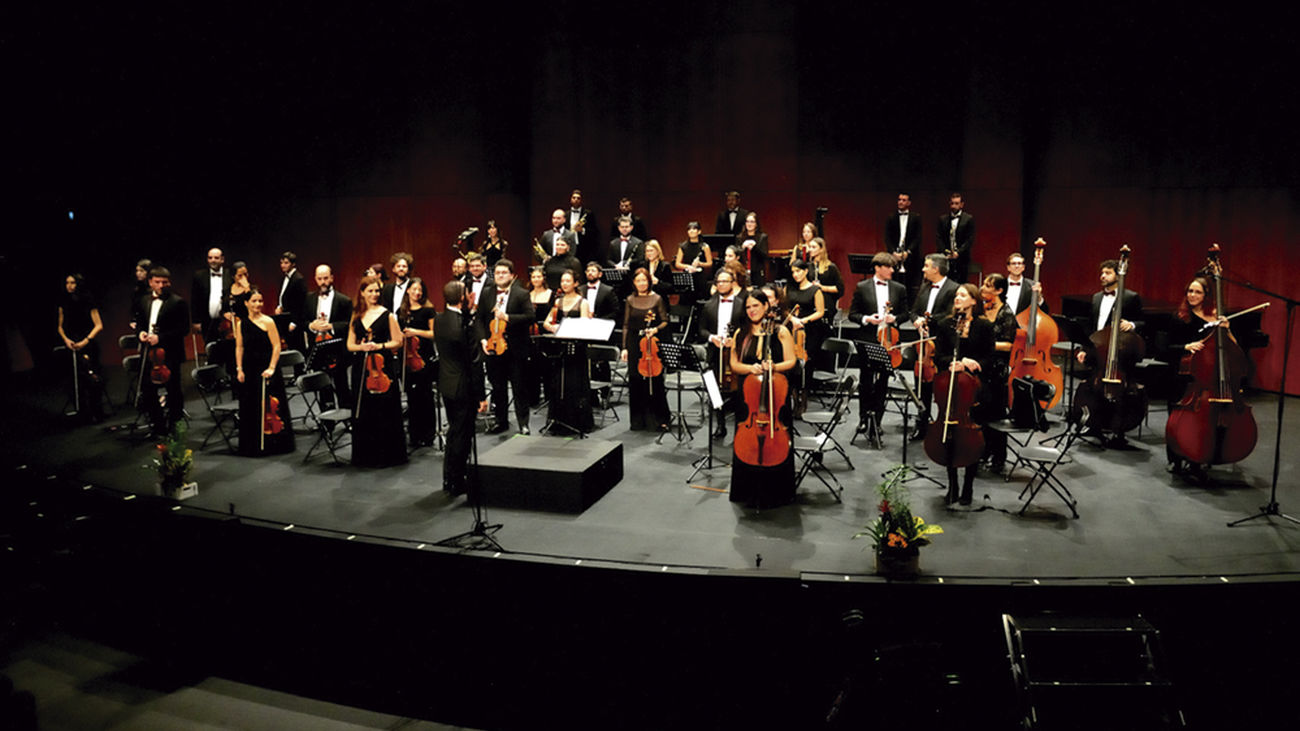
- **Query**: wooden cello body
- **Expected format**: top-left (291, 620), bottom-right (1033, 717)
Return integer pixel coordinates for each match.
top-left (1007, 237), bottom-right (1062, 410)
top-left (1165, 244), bottom-right (1258, 465)
top-left (1073, 245), bottom-right (1149, 434)
top-left (734, 319), bottom-right (791, 467)
top-left (924, 313), bottom-right (985, 469)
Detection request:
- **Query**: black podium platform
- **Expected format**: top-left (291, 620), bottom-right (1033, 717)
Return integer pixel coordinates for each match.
top-left (477, 436), bottom-right (623, 512)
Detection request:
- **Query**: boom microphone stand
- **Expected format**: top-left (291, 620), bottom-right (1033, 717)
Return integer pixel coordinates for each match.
top-left (436, 405), bottom-right (505, 551)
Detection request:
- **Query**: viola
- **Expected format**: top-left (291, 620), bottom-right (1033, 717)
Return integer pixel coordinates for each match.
top-left (877, 301), bottom-right (902, 368)
top-left (149, 345), bottom-right (171, 385)
top-left (638, 311), bottom-right (663, 379)
top-left (914, 313), bottom-right (936, 384)
top-left (718, 324), bottom-right (738, 392)
top-left (405, 335), bottom-right (425, 373)
top-left (1072, 244), bottom-right (1148, 434)
top-left (924, 312), bottom-right (985, 469)
top-left (734, 317), bottom-right (791, 467)
top-left (1165, 243), bottom-right (1258, 466)
top-left (365, 346), bottom-right (391, 394)
top-left (1007, 237), bottom-right (1062, 410)
top-left (487, 315), bottom-right (509, 355)
top-left (263, 395), bottom-right (284, 435)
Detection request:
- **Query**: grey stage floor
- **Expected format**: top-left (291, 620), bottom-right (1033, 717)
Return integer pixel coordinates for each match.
top-left (8, 368), bottom-right (1300, 582)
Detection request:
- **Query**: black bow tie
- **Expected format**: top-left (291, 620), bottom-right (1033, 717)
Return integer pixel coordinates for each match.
top-left (876, 281), bottom-right (887, 286)
top-left (1103, 291), bottom-right (1116, 297)
top-left (1008, 282), bottom-right (1021, 287)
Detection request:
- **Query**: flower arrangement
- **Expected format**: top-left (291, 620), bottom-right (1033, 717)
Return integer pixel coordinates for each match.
top-left (855, 465), bottom-right (942, 558)
top-left (152, 422), bottom-right (194, 492)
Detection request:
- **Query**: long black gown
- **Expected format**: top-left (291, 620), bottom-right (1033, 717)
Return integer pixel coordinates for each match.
top-left (622, 293), bottom-right (671, 431)
top-left (237, 319), bottom-right (295, 456)
top-left (351, 312), bottom-right (408, 466)
top-left (730, 328), bottom-right (796, 508)
top-left (401, 305), bottom-right (438, 447)
top-left (545, 299), bottom-right (594, 435)
top-left (59, 292), bottom-right (104, 418)
top-left (529, 295), bottom-right (554, 407)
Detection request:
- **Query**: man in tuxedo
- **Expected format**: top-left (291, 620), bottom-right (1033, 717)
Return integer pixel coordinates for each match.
top-left (275, 250), bottom-right (307, 341)
top-left (714, 190), bottom-right (748, 237)
top-left (607, 215), bottom-right (645, 272)
top-left (1004, 252), bottom-right (1046, 316)
top-left (436, 280), bottom-right (488, 495)
top-left (1083, 258), bottom-right (1143, 347)
top-left (475, 258), bottom-right (534, 435)
top-left (381, 252), bottom-right (414, 314)
top-left (138, 267), bottom-right (190, 437)
top-left (937, 193), bottom-right (976, 284)
top-left (567, 189), bottom-right (600, 265)
top-left (540, 209), bottom-right (578, 259)
top-left (302, 264), bottom-right (353, 408)
top-left (190, 247), bottom-right (229, 343)
top-left (699, 269), bottom-right (748, 439)
top-left (849, 253), bottom-right (909, 436)
top-left (451, 255), bottom-right (468, 282)
top-left (610, 197), bottom-right (649, 242)
top-left (464, 254), bottom-right (489, 313)
top-left (910, 254), bottom-right (960, 439)
top-left (542, 237), bottom-right (583, 290)
top-left (583, 262), bottom-right (620, 321)
top-left (885, 193), bottom-right (922, 303)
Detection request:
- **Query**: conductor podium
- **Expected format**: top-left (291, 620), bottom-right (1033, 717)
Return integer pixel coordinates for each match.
top-left (477, 436), bottom-right (623, 512)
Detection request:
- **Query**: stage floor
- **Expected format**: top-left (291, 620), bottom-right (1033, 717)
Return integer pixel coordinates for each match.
top-left (8, 367), bottom-right (1300, 583)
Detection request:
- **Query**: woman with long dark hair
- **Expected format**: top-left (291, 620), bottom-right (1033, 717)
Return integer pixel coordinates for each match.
top-left (399, 277), bottom-right (438, 448)
top-left (235, 287), bottom-right (294, 456)
top-left (347, 275), bottom-right (407, 466)
top-left (57, 273), bottom-right (105, 420)
top-left (729, 290), bottom-right (797, 508)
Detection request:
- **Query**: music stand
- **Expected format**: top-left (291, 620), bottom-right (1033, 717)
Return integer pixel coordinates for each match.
top-left (687, 368), bottom-right (729, 482)
top-left (889, 365), bottom-right (945, 490)
top-left (601, 267), bottom-right (627, 290)
top-left (435, 411), bottom-right (504, 552)
top-left (655, 340), bottom-right (698, 443)
top-left (847, 254), bottom-right (877, 278)
top-left (543, 317), bottom-right (616, 438)
top-left (851, 340), bottom-right (893, 449)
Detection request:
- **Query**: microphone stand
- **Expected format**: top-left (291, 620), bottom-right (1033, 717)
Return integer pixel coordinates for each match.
top-left (1218, 269), bottom-right (1299, 527)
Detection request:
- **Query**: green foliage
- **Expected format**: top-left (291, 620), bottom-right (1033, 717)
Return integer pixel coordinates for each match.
top-left (854, 465), bottom-right (943, 555)
top-left (152, 422), bottom-right (194, 490)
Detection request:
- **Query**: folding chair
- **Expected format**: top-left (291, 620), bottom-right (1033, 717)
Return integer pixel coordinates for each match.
top-left (119, 334), bottom-right (143, 408)
top-left (811, 337), bottom-right (857, 408)
top-left (792, 375), bottom-right (856, 503)
top-left (586, 344), bottom-right (622, 425)
top-left (798, 374), bottom-right (856, 470)
top-left (192, 364), bottom-right (239, 452)
top-left (299, 371), bottom-right (353, 465)
top-left (1015, 428), bottom-right (1080, 518)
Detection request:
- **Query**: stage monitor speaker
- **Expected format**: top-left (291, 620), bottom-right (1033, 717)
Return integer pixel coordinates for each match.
top-left (477, 436), bottom-right (622, 513)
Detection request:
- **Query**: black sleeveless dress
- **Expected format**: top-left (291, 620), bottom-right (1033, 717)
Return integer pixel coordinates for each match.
top-left (237, 319), bottom-right (295, 456)
top-left (730, 328), bottom-right (796, 508)
top-left (545, 300), bottom-right (594, 434)
top-left (351, 311), bottom-right (408, 466)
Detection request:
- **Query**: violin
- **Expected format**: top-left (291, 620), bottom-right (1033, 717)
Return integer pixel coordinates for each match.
top-left (405, 333), bottom-right (425, 373)
top-left (924, 311), bottom-right (985, 469)
top-left (1072, 244), bottom-right (1148, 435)
top-left (718, 324), bottom-right (737, 392)
top-left (1165, 244), bottom-right (1258, 466)
top-left (1008, 238), bottom-right (1063, 410)
top-left (780, 305), bottom-right (808, 362)
top-left (877, 302), bottom-right (902, 368)
top-left (637, 311), bottom-right (663, 379)
top-left (149, 344), bottom-right (171, 385)
top-left (365, 334), bottom-right (392, 394)
top-left (487, 312), bottom-right (509, 355)
top-left (914, 313), bottom-right (936, 384)
top-left (734, 315), bottom-right (791, 467)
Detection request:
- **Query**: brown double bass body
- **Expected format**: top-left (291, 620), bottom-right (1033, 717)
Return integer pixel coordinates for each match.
top-left (1072, 245), bottom-right (1149, 434)
top-left (1007, 237), bottom-right (1062, 410)
top-left (1164, 244), bottom-right (1258, 466)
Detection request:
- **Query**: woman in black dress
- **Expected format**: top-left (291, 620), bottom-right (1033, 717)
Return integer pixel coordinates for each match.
top-left (729, 290), bottom-right (798, 508)
top-left (620, 268), bottom-right (671, 431)
top-left (57, 273), bottom-right (105, 419)
top-left (399, 277), bottom-right (438, 448)
top-left (979, 273), bottom-right (1019, 473)
top-left (526, 267), bottom-right (554, 407)
top-left (735, 211), bottom-right (769, 286)
top-left (785, 260), bottom-right (827, 410)
top-left (674, 221), bottom-right (713, 303)
top-left (481, 219), bottom-right (507, 268)
top-left (931, 283), bottom-right (995, 506)
top-left (542, 270), bottom-right (594, 435)
top-left (235, 287), bottom-right (294, 456)
top-left (642, 240), bottom-right (676, 299)
top-left (347, 275), bottom-right (407, 466)
top-left (129, 259), bottom-right (152, 332)
top-left (215, 262), bottom-right (250, 395)
top-left (1166, 276), bottom-right (1221, 474)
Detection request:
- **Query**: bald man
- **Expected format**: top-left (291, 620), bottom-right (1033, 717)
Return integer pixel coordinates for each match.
top-left (302, 264), bottom-right (354, 408)
top-left (191, 247), bottom-right (230, 342)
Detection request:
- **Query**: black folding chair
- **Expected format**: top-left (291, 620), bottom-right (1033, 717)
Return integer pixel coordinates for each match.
top-left (192, 364), bottom-right (239, 452)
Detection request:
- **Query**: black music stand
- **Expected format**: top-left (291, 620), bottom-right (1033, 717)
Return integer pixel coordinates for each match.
top-left (850, 340), bottom-right (893, 450)
top-left (656, 340), bottom-right (698, 444)
top-left (687, 368), bottom-right (729, 482)
top-left (1042, 316), bottom-right (1105, 449)
top-left (847, 254), bottom-right (877, 278)
top-left (542, 317), bottom-right (617, 438)
top-left (670, 271), bottom-right (698, 332)
top-left (601, 267), bottom-right (627, 291)
top-left (890, 366), bottom-right (945, 490)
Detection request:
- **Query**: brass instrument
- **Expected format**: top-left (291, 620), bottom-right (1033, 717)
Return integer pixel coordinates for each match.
top-left (573, 211), bottom-right (587, 234)
top-left (533, 237), bottom-right (550, 262)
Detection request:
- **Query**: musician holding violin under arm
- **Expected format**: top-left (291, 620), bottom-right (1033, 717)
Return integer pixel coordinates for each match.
top-left (729, 290), bottom-right (797, 509)
top-left (849, 252), bottom-right (907, 435)
top-left (620, 268), bottom-right (671, 432)
top-left (979, 273), bottom-right (1018, 474)
top-left (931, 283), bottom-right (995, 507)
top-left (399, 278), bottom-right (438, 449)
top-left (137, 266), bottom-right (189, 438)
top-left (347, 275), bottom-right (407, 467)
top-left (235, 286), bottom-right (294, 456)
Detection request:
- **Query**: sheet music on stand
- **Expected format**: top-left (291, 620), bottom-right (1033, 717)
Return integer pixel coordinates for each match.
top-left (670, 271), bottom-right (695, 294)
top-left (555, 316), bottom-right (616, 342)
top-left (601, 268), bottom-right (627, 289)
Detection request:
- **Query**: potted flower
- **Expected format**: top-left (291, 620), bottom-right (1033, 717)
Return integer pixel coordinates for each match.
top-left (152, 422), bottom-right (197, 500)
top-left (855, 465), bottom-right (942, 577)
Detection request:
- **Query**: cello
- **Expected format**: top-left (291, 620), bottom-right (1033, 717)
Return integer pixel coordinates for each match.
top-left (1007, 238), bottom-right (1063, 410)
top-left (1165, 244), bottom-right (1258, 466)
top-left (734, 314), bottom-right (791, 467)
top-left (1073, 245), bottom-right (1148, 435)
top-left (924, 311), bottom-right (985, 469)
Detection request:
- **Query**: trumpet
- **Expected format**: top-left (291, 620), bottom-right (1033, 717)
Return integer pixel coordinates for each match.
top-left (573, 211), bottom-right (587, 234)
top-left (533, 237), bottom-right (550, 262)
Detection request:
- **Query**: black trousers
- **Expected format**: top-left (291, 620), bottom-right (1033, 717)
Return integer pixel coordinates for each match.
top-left (442, 394), bottom-right (476, 487)
top-left (486, 350), bottom-right (530, 428)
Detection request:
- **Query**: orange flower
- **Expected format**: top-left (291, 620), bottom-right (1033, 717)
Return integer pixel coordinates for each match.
top-left (887, 533), bottom-right (908, 549)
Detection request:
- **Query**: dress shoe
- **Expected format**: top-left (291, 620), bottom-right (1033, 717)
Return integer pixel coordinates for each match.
top-left (712, 425), bottom-right (727, 440)
top-left (519, 425), bottom-right (531, 436)
top-left (910, 423), bottom-right (929, 442)
top-left (959, 493), bottom-right (973, 507)
top-left (486, 422), bottom-right (509, 435)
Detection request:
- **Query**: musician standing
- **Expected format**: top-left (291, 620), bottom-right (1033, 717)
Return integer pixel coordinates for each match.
top-left (886, 193), bottom-right (922, 303)
top-left (932, 284), bottom-right (994, 506)
top-left (849, 253), bottom-right (908, 435)
top-left (436, 281), bottom-right (487, 494)
top-left (714, 190), bottom-right (748, 237)
top-left (542, 237), bottom-right (582, 291)
top-left (729, 290), bottom-right (798, 508)
top-left (620, 268), bottom-right (672, 432)
top-left (275, 251), bottom-right (307, 343)
top-left (937, 193), bottom-right (975, 284)
top-left (910, 254), bottom-right (959, 439)
top-left (399, 278), bottom-right (438, 448)
top-left (1004, 252), bottom-right (1046, 316)
top-left (476, 259), bottom-right (533, 435)
top-left (191, 247), bottom-right (230, 344)
top-left (611, 197), bottom-right (649, 242)
top-left (607, 215), bottom-right (645, 275)
top-left (138, 267), bottom-right (189, 438)
top-left (302, 264), bottom-right (353, 410)
top-left (735, 212), bottom-right (769, 287)
top-left (700, 270), bottom-right (748, 440)
top-left (235, 287), bottom-right (294, 456)
top-left (381, 252), bottom-right (414, 315)
top-left (541, 209), bottom-right (578, 259)
top-left (979, 274), bottom-right (1018, 474)
top-left (567, 190), bottom-right (599, 265)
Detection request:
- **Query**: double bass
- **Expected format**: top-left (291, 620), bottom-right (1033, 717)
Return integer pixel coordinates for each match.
top-left (1007, 237), bottom-right (1062, 410)
top-left (1073, 245), bottom-right (1148, 434)
top-left (734, 315), bottom-right (791, 467)
top-left (1165, 244), bottom-right (1259, 466)
top-left (924, 311), bottom-right (985, 469)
